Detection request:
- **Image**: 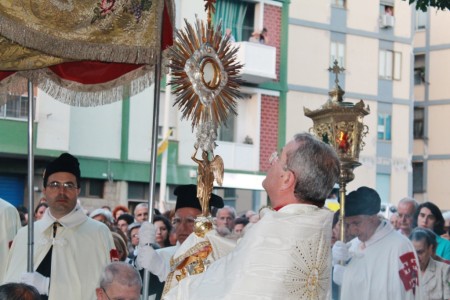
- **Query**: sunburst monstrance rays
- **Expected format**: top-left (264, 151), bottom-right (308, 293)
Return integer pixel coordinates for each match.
top-left (168, 16), bottom-right (243, 129)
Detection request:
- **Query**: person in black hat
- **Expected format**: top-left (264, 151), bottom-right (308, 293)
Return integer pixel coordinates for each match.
top-left (136, 184), bottom-right (224, 288)
top-left (172, 184), bottom-right (223, 244)
top-left (4, 153), bottom-right (117, 300)
top-left (332, 186), bottom-right (421, 300)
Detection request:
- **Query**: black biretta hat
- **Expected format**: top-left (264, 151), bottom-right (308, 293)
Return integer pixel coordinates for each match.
top-left (345, 186), bottom-right (381, 217)
top-left (174, 184), bottom-right (224, 211)
top-left (43, 153), bottom-right (80, 187)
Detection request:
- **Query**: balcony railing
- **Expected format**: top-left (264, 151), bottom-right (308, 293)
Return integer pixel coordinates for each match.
top-left (234, 41), bottom-right (277, 85)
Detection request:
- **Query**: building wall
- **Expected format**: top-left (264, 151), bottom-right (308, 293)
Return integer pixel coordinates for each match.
top-left (288, 0), bottom-right (414, 206)
top-left (260, 94), bottom-right (279, 172)
top-left (413, 7), bottom-right (450, 209)
top-left (264, 3), bottom-right (282, 80)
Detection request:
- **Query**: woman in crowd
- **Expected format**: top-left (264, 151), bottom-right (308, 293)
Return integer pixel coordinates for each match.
top-left (112, 205), bottom-right (129, 222)
top-left (153, 215), bottom-right (172, 248)
top-left (410, 227), bottom-right (450, 300)
top-left (34, 202), bottom-right (48, 221)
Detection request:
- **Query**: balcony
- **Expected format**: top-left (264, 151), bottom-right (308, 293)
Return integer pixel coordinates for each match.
top-left (234, 41), bottom-right (277, 85)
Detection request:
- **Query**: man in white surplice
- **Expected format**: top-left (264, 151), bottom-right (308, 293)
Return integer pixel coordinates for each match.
top-left (3, 153), bottom-right (116, 300)
top-left (140, 133), bottom-right (341, 299)
top-left (333, 186), bottom-right (422, 300)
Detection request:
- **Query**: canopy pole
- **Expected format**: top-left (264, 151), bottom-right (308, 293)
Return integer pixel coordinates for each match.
top-left (159, 74), bottom-right (171, 212)
top-left (27, 80), bottom-right (35, 272)
top-left (142, 10), bottom-right (164, 298)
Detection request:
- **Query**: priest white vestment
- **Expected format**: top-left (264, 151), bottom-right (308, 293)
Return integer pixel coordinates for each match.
top-left (164, 204), bottom-right (333, 300)
top-left (341, 220), bottom-right (421, 300)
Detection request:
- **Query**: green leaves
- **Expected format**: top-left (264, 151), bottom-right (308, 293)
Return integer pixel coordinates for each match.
top-left (404, 0), bottom-right (450, 12)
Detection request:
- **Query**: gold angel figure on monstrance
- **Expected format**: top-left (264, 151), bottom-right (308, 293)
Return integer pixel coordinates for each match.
top-left (191, 144), bottom-right (224, 216)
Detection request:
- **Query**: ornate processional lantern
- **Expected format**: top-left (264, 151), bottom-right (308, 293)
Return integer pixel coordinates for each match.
top-left (304, 60), bottom-right (370, 241)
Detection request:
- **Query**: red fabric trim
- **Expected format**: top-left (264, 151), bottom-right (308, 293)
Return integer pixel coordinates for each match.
top-left (161, 1), bottom-right (173, 50)
top-left (8, 240), bottom-right (13, 249)
top-left (0, 71), bottom-right (15, 81)
top-left (273, 205), bottom-right (285, 211)
top-left (49, 61), bottom-right (143, 85)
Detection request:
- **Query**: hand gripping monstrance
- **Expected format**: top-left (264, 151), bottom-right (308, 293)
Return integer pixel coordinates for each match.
top-left (192, 144), bottom-right (224, 216)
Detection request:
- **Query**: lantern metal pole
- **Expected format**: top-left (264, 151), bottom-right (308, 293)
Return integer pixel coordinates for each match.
top-left (27, 80), bottom-right (35, 272)
top-left (338, 179), bottom-right (346, 243)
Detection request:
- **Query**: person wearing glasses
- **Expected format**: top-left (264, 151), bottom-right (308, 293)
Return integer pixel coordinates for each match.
top-left (136, 185), bottom-right (223, 290)
top-left (96, 261), bottom-right (142, 300)
top-left (4, 153), bottom-right (117, 300)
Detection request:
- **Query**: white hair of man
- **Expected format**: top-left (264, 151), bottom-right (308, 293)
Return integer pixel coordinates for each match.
top-left (134, 203), bottom-right (148, 213)
top-left (398, 197), bottom-right (419, 211)
top-left (288, 133), bottom-right (340, 203)
top-left (217, 206), bottom-right (236, 220)
top-left (99, 262), bottom-right (142, 291)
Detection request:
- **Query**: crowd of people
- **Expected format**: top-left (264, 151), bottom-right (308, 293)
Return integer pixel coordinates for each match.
top-left (331, 190), bottom-right (450, 299)
top-left (0, 133), bottom-right (449, 299)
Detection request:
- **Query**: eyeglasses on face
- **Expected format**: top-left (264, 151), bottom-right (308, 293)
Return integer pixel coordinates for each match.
top-left (101, 287), bottom-right (112, 300)
top-left (269, 151), bottom-right (279, 165)
top-left (269, 150), bottom-right (290, 172)
top-left (47, 181), bottom-right (78, 191)
top-left (172, 216), bottom-right (196, 226)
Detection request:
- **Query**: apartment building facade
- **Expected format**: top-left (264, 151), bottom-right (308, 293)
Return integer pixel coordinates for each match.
top-left (287, 0), bottom-right (416, 208)
top-left (412, 7), bottom-right (450, 210)
top-left (0, 0), bottom-right (288, 214)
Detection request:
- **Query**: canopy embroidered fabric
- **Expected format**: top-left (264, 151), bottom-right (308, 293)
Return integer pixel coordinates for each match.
top-left (0, 0), bottom-right (174, 106)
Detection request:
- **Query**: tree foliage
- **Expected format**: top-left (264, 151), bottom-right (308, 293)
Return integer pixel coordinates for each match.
top-left (405, 0), bottom-right (450, 12)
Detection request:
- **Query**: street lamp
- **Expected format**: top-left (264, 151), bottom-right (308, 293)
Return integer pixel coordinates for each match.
top-left (304, 60), bottom-right (370, 241)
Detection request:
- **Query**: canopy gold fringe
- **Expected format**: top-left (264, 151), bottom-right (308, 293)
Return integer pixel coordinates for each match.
top-left (0, 65), bottom-right (155, 107)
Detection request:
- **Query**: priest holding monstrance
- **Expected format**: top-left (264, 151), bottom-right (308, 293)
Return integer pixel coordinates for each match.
top-left (138, 133), bottom-right (340, 299)
top-left (137, 0), bottom-right (341, 297)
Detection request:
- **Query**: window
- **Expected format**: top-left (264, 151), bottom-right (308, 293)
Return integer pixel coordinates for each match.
top-left (416, 10), bottom-right (427, 30)
top-left (158, 126), bottom-right (175, 138)
top-left (128, 182), bottom-right (149, 200)
top-left (412, 162), bottom-right (424, 193)
top-left (413, 107), bottom-right (425, 139)
top-left (380, 4), bottom-right (394, 16)
top-left (376, 173), bottom-right (391, 203)
top-left (330, 42), bottom-right (345, 68)
top-left (414, 54), bottom-right (425, 85)
top-left (223, 188), bottom-right (237, 207)
top-left (215, 0), bottom-right (254, 42)
top-left (0, 94), bottom-right (30, 120)
top-left (331, 0), bottom-right (345, 8)
top-left (79, 179), bottom-right (104, 198)
top-left (378, 114), bottom-right (392, 141)
top-left (379, 50), bottom-right (401, 80)
top-left (218, 113), bottom-right (235, 142)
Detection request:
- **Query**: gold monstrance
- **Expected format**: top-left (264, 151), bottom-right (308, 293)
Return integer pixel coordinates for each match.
top-left (168, 0), bottom-right (243, 222)
top-left (164, 0), bottom-right (243, 286)
top-left (304, 61), bottom-right (370, 243)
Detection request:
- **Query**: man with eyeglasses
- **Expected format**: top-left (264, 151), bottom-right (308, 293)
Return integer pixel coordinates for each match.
top-left (136, 184), bottom-right (223, 288)
top-left (4, 153), bottom-right (117, 300)
top-left (96, 262), bottom-right (142, 300)
top-left (148, 133), bottom-right (341, 299)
